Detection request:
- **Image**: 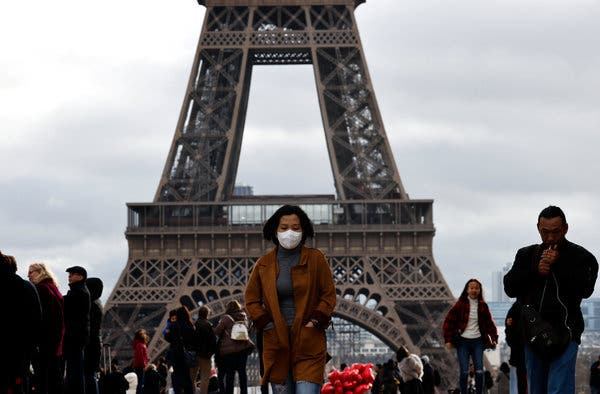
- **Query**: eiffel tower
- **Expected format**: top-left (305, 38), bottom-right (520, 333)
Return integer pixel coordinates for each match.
top-left (102, 0), bottom-right (458, 385)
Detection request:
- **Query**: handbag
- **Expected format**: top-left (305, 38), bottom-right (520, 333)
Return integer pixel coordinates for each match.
top-left (520, 272), bottom-right (571, 359)
top-left (231, 321), bottom-right (249, 341)
top-left (179, 327), bottom-right (196, 368)
top-left (183, 348), bottom-right (197, 368)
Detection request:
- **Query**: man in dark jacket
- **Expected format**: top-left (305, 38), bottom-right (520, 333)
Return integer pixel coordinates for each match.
top-left (420, 356), bottom-right (440, 394)
top-left (504, 206), bottom-right (598, 394)
top-left (192, 305), bottom-right (218, 394)
top-left (504, 301), bottom-right (527, 394)
top-left (0, 252), bottom-right (42, 394)
top-left (85, 277), bottom-right (104, 394)
top-left (63, 265), bottom-right (91, 394)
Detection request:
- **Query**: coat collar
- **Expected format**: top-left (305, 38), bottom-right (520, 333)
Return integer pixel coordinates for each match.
top-left (258, 245), bottom-right (310, 267)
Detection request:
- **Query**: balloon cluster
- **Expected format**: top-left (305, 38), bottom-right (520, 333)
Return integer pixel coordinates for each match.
top-left (321, 363), bottom-right (375, 394)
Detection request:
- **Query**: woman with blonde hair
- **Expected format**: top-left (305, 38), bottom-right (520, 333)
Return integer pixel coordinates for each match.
top-left (28, 262), bottom-right (65, 394)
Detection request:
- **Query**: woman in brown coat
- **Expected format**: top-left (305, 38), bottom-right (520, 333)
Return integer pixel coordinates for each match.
top-left (245, 205), bottom-right (336, 394)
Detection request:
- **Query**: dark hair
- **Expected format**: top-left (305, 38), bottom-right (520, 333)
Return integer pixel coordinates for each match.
top-left (0, 252), bottom-right (17, 274)
top-left (262, 205), bottom-right (314, 246)
top-left (459, 278), bottom-right (484, 302)
top-left (175, 306), bottom-right (192, 323)
top-left (198, 305), bottom-right (211, 319)
top-left (396, 345), bottom-right (409, 362)
top-left (225, 300), bottom-right (242, 315)
top-left (538, 205), bottom-right (567, 225)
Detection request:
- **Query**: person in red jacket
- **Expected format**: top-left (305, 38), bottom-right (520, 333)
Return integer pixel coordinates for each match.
top-left (443, 278), bottom-right (497, 394)
top-left (132, 329), bottom-right (150, 394)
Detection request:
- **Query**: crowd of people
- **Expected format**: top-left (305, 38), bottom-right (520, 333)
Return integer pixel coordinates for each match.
top-left (0, 252), bottom-right (104, 394)
top-left (1, 204), bottom-right (598, 394)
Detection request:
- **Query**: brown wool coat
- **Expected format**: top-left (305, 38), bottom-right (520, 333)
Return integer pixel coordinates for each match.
top-left (244, 246), bottom-right (336, 385)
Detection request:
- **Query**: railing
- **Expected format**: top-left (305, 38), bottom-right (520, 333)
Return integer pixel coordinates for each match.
top-left (126, 198), bottom-right (433, 230)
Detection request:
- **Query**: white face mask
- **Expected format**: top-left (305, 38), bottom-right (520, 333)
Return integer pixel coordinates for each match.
top-left (277, 229), bottom-right (303, 250)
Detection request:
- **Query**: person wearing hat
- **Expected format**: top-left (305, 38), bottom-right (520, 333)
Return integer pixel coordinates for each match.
top-left (63, 265), bottom-right (91, 394)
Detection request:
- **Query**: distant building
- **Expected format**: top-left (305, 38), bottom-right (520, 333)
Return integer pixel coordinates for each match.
top-left (582, 298), bottom-right (600, 331)
top-left (491, 263), bottom-right (512, 302)
top-left (233, 184), bottom-right (254, 196)
top-left (487, 302), bottom-right (512, 327)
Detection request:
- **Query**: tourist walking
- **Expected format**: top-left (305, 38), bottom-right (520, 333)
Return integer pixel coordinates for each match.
top-left (191, 305), bottom-right (217, 394)
top-left (164, 306), bottom-right (195, 394)
top-left (142, 364), bottom-right (166, 394)
top-left (443, 278), bottom-right (498, 394)
top-left (132, 329), bottom-right (150, 394)
top-left (504, 302), bottom-right (526, 394)
top-left (214, 300), bottom-right (254, 394)
top-left (63, 265), bottom-right (91, 394)
top-left (28, 262), bottom-right (65, 394)
top-left (504, 206), bottom-right (598, 394)
top-left (396, 345), bottom-right (424, 394)
top-left (85, 277), bottom-right (104, 394)
top-left (0, 252), bottom-right (42, 394)
top-left (420, 356), bottom-right (440, 394)
top-left (245, 205), bottom-right (336, 394)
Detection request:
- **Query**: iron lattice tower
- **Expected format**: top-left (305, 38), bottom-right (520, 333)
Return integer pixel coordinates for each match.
top-left (102, 0), bottom-right (458, 385)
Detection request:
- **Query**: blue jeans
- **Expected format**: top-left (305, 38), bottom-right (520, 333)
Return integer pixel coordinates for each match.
top-left (271, 370), bottom-right (321, 394)
top-left (456, 337), bottom-right (484, 394)
top-left (525, 340), bottom-right (578, 394)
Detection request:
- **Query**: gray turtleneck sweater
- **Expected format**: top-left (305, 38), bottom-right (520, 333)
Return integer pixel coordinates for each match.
top-left (276, 245), bottom-right (301, 327)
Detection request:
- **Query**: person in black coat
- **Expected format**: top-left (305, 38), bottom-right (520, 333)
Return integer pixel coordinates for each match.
top-left (505, 301), bottom-right (527, 394)
top-left (142, 364), bottom-right (166, 394)
top-left (164, 306), bottom-right (195, 394)
top-left (420, 356), bottom-right (440, 394)
top-left (191, 305), bottom-right (217, 394)
top-left (63, 265), bottom-right (91, 394)
top-left (504, 206), bottom-right (598, 393)
top-left (85, 277), bottom-right (104, 394)
top-left (0, 252), bottom-right (42, 394)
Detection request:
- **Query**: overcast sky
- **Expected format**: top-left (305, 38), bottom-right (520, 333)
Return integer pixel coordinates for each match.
top-left (1, 0), bottom-right (599, 304)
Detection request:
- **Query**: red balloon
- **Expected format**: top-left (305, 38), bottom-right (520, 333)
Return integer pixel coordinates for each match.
top-left (321, 383), bottom-right (334, 394)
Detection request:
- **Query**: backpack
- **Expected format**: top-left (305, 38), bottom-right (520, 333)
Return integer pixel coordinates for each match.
top-left (231, 321), bottom-right (249, 341)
